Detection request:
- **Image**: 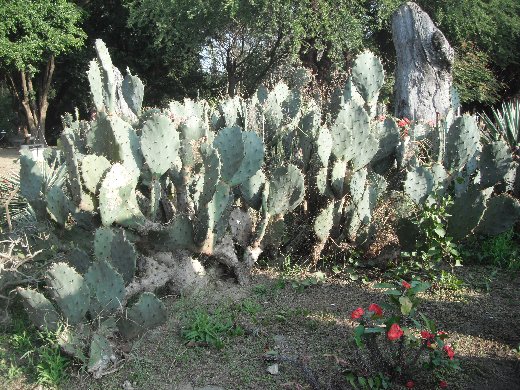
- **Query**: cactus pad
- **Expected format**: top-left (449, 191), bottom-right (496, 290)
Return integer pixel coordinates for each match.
top-left (99, 163), bottom-right (144, 227)
top-left (45, 262), bottom-right (90, 325)
top-left (213, 126), bottom-right (264, 186)
top-left (447, 186), bottom-right (492, 241)
top-left (122, 69), bottom-right (144, 115)
top-left (476, 195), bottom-right (520, 236)
top-left (240, 170), bottom-right (266, 210)
top-left (351, 51), bottom-right (384, 110)
top-left (88, 333), bottom-right (114, 377)
top-left (445, 115), bottom-right (480, 173)
top-left (81, 154), bottom-right (111, 194)
top-left (94, 227), bottom-right (137, 285)
top-left (46, 185), bottom-right (71, 226)
top-left (479, 140), bottom-right (513, 189)
top-left (85, 259), bottom-right (125, 317)
top-left (140, 113), bottom-right (180, 177)
top-left (314, 202), bottom-right (334, 242)
top-left (117, 292), bottom-right (167, 339)
top-left (17, 288), bottom-right (60, 331)
top-left (267, 164), bottom-right (305, 215)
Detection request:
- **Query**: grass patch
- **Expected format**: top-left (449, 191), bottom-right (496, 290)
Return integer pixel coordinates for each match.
top-left (182, 308), bottom-right (245, 349)
top-left (0, 308), bottom-right (71, 388)
top-left (479, 229), bottom-right (520, 270)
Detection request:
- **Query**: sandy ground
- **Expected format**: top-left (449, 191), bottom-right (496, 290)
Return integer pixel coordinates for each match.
top-left (0, 148), bottom-right (20, 177)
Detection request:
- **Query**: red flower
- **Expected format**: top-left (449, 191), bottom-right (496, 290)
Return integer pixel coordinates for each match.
top-left (439, 380), bottom-right (448, 388)
top-left (368, 303), bottom-right (383, 316)
top-left (398, 120), bottom-right (407, 127)
top-left (402, 281), bottom-right (411, 289)
top-left (437, 331), bottom-right (448, 339)
top-left (351, 307), bottom-right (364, 320)
top-left (420, 330), bottom-right (434, 340)
top-left (443, 345), bottom-right (455, 360)
top-left (404, 117), bottom-right (411, 124)
top-left (405, 380), bottom-right (415, 388)
top-left (387, 323), bottom-right (404, 341)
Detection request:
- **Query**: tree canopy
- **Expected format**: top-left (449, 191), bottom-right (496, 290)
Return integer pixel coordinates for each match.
top-left (0, 0), bottom-right (85, 143)
top-left (2, 0), bottom-right (520, 141)
top-left (0, 0), bottom-right (85, 72)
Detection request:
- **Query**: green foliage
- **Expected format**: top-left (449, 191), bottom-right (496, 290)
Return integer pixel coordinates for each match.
top-left (182, 309), bottom-right (244, 349)
top-left (0, 83), bottom-right (16, 137)
top-left (412, 0), bottom-right (520, 106)
top-left (125, 0), bottom-right (367, 94)
top-left (418, 0), bottom-right (520, 71)
top-left (481, 98), bottom-right (520, 151)
top-left (400, 195), bottom-right (462, 277)
top-left (34, 329), bottom-right (70, 387)
top-left (453, 42), bottom-right (504, 106)
top-left (435, 270), bottom-right (466, 291)
top-left (1, 313), bottom-right (71, 388)
top-left (0, 0), bottom-right (85, 72)
top-left (344, 371), bottom-right (390, 390)
top-left (0, 172), bottom-right (31, 229)
top-left (477, 229), bottom-right (520, 271)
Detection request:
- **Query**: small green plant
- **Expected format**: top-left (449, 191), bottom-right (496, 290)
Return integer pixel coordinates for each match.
top-left (252, 284), bottom-right (268, 296)
top-left (240, 299), bottom-right (262, 317)
top-left (182, 309), bottom-right (244, 349)
top-left (349, 280), bottom-right (459, 388)
top-left (435, 270), bottom-right (466, 291)
top-left (479, 229), bottom-right (520, 271)
top-left (35, 344), bottom-right (69, 387)
top-left (277, 255), bottom-right (326, 291)
top-left (332, 250), bottom-right (365, 281)
top-left (400, 194), bottom-right (462, 278)
top-left (481, 98), bottom-right (520, 153)
top-left (289, 272), bottom-right (326, 292)
top-left (1, 313), bottom-right (71, 387)
top-left (344, 371), bottom-right (390, 389)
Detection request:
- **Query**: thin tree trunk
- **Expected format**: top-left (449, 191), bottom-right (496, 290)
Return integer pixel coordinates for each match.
top-left (226, 48), bottom-right (238, 97)
top-left (6, 55), bottom-right (54, 146)
top-left (38, 55), bottom-right (55, 145)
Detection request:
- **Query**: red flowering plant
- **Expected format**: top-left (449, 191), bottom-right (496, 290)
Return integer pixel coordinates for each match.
top-left (349, 280), bottom-right (459, 388)
top-left (397, 117), bottom-right (411, 138)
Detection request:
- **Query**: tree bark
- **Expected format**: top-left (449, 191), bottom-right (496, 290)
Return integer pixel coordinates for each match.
top-left (392, 2), bottom-right (454, 123)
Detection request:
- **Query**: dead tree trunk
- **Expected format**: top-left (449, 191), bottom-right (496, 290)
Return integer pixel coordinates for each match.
top-left (392, 2), bottom-right (454, 123)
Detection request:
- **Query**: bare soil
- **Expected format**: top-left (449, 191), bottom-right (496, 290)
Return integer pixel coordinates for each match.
top-left (43, 266), bottom-right (520, 390)
top-left (0, 148), bottom-right (20, 177)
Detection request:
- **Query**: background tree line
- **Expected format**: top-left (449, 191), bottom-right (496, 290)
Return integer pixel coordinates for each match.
top-left (1, 0), bottom-right (519, 144)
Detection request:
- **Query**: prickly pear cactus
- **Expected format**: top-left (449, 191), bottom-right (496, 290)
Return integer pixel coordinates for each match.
top-left (117, 292), bottom-right (167, 339)
top-left (45, 262), bottom-right (91, 325)
top-left (16, 288), bottom-right (60, 331)
top-left (84, 259), bottom-right (126, 316)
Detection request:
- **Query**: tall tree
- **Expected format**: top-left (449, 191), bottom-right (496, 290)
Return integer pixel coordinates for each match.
top-left (0, 0), bottom-right (85, 144)
top-left (125, 0), bottom-right (370, 96)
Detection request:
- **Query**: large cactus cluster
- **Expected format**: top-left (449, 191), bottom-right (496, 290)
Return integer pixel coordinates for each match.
top-left (16, 40), bottom-right (520, 373)
top-left (17, 40), bottom-right (307, 370)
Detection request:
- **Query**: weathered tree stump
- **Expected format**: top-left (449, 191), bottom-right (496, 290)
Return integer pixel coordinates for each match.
top-left (392, 2), bottom-right (454, 123)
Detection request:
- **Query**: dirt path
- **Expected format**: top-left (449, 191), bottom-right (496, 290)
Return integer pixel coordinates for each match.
top-left (0, 148), bottom-right (20, 177)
